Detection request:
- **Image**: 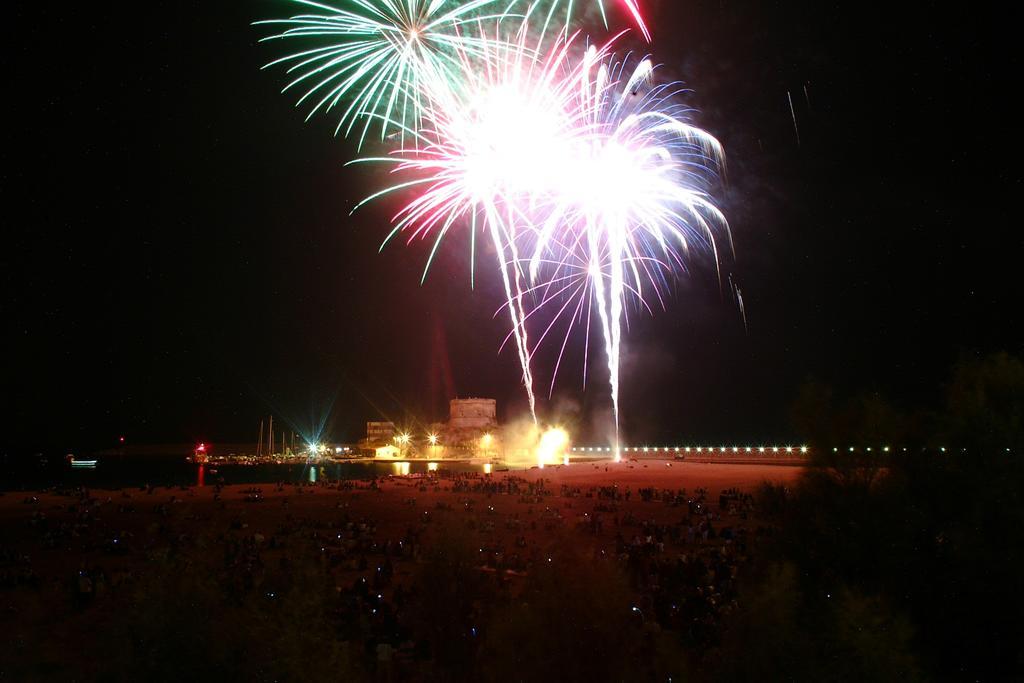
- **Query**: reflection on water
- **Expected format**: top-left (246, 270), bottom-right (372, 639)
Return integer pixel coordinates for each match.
top-left (387, 461), bottom-right (497, 477)
top-left (308, 466), bottom-right (317, 483)
top-left (2, 454), bottom-right (528, 491)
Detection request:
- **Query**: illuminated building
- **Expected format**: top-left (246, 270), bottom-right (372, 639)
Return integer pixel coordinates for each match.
top-left (440, 398), bottom-right (499, 451)
top-left (365, 421), bottom-right (396, 445)
top-left (448, 398), bottom-right (496, 430)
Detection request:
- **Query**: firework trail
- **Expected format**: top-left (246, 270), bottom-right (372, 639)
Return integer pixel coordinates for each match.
top-left (787, 89), bottom-right (801, 146)
top-left (730, 274), bottom-right (748, 333)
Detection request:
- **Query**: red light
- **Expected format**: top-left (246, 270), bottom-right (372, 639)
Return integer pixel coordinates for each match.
top-left (197, 443), bottom-right (206, 452)
top-left (119, 436), bottom-right (125, 442)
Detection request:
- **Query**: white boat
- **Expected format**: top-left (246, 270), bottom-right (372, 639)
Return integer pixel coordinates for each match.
top-left (67, 455), bottom-right (97, 469)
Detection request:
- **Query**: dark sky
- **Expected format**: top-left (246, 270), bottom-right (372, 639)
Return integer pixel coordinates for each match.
top-left (5, 1), bottom-right (1018, 451)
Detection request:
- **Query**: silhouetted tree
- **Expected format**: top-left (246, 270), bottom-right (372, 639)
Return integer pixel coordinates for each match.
top-left (791, 379), bottom-right (907, 488)
top-left (942, 351), bottom-right (1024, 451)
top-left (710, 563), bottom-right (921, 682)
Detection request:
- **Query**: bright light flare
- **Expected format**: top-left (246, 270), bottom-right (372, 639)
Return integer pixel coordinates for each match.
top-left (536, 426), bottom-right (570, 467)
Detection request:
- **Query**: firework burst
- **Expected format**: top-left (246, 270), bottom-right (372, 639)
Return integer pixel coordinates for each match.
top-left (350, 26), bottom-right (608, 422)
top-left (255, 0), bottom-right (504, 148)
top-left (256, 3), bottom-right (725, 447)
top-left (351, 26), bottom-right (727, 443)
top-left (523, 51), bottom-right (728, 451)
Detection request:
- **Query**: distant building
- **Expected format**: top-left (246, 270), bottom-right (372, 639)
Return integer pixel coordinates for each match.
top-left (449, 398), bottom-right (497, 430)
top-left (442, 398), bottom-right (498, 448)
top-left (361, 400), bottom-right (500, 457)
top-left (366, 421), bottom-right (396, 444)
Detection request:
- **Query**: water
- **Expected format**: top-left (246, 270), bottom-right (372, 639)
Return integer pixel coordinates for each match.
top-left (0, 454), bottom-right (493, 492)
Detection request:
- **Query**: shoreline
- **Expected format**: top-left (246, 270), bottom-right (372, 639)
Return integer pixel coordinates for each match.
top-left (0, 457), bottom-right (807, 495)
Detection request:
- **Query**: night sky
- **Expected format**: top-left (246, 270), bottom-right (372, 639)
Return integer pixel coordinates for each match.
top-left (5, 1), bottom-right (1017, 451)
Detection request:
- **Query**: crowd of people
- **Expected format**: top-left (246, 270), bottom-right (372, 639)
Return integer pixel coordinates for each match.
top-left (0, 468), bottom-right (781, 678)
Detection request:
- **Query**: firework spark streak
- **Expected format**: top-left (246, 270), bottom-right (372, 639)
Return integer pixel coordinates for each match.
top-left (515, 0), bottom-right (651, 42)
